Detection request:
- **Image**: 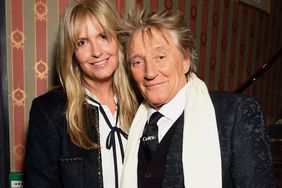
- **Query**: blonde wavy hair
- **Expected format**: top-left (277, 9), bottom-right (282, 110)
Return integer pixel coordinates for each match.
top-left (56, 0), bottom-right (138, 149)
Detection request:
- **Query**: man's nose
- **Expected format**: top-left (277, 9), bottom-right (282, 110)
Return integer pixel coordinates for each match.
top-left (144, 61), bottom-right (157, 80)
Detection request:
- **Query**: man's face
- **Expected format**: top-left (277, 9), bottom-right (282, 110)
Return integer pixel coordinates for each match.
top-left (129, 28), bottom-right (190, 109)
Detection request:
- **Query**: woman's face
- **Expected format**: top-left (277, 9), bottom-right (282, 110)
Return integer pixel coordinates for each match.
top-left (74, 16), bottom-right (119, 85)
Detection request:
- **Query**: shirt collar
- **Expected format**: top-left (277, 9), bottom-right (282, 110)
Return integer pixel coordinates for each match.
top-left (147, 83), bottom-right (187, 121)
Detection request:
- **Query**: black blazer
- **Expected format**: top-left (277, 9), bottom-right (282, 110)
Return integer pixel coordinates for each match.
top-left (23, 88), bottom-right (102, 188)
top-left (24, 88), bottom-right (275, 188)
top-left (210, 91), bottom-right (275, 188)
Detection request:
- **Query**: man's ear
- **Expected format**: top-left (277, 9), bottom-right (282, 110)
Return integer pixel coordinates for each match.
top-left (182, 50), bottom-right (191, 74)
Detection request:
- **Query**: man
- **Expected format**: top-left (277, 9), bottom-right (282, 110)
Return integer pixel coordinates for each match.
top-left (119, 9), bottom-right (274, 188)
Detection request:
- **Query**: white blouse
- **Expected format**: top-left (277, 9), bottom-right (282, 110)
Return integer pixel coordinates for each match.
top-left (86, 89), bottom-right (127, 188)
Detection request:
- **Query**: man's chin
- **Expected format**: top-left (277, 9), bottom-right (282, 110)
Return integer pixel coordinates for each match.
top-left (147, 100), bottom-right (164, 110)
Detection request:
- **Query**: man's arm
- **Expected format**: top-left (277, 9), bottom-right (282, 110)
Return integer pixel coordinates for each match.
top-left (231, 96), bottom-right (275, 187)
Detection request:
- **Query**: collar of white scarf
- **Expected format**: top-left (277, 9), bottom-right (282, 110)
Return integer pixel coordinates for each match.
top-left (121, 73), bottom-right (222, 188)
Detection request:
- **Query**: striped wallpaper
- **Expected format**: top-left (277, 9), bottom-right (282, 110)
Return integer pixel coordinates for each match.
top-left (5, 0), bottom-right (282, 172)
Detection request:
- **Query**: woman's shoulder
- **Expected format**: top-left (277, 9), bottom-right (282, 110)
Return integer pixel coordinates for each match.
top-left (32, 85), bottom-right (67, 108)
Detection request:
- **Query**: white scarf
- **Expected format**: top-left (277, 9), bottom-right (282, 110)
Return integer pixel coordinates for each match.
top-left (121, 73), bottom-right (222, 188)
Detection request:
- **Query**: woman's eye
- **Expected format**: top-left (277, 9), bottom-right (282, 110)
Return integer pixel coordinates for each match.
top-left (99, 33), bottom-right (108, 40)
top-left (76, 40), bottom-right (88, 48)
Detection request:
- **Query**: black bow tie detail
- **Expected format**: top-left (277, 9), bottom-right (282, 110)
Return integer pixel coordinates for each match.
top-left (141, 112), bottom-right (163, 162)
top-left (87, 96), bottom-right (127, 188)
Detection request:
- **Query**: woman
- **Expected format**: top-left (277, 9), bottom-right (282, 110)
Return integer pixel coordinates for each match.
top-left (23, 0), bottom-right (138, 187)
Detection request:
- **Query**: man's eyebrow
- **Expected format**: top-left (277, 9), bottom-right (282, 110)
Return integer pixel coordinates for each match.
top-left (152, 45), bottom-right (167, 52)
top-left (129, 54), bottom-right (142, 61)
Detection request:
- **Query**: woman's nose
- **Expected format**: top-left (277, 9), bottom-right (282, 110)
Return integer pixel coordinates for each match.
top-left (90, 43), bottom-right (102, 58)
